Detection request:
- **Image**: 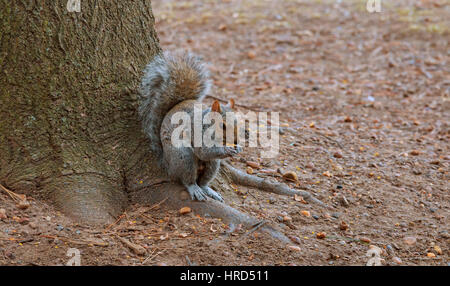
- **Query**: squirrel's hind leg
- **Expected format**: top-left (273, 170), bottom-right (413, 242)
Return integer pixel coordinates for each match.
top-left (178, 166), bottom-right (207, 201)
top-left (198, 160), bottom-right (223, 202)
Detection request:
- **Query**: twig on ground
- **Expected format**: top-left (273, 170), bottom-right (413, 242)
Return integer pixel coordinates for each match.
top-left (246, 190), bottom-right (264, 211)
top-left (242, 221), bottom-right (266, 238)
top-left (185, 255), bottom-right (195, 266)
top-left (206, 95), bottom-right (265, 112)
top-left (104, 213), bottom-right (127, 232)
top-left (116, 235), bottom-right (146, 256)
top-left (313, 131), bottom-right (344, 149)
top-left (142, 248), bottom-right (166, 265)
top-left (0, 183), bottom-right (26, 203)
top-left (147, 197), bottom-right (169, 211)
top-left (41, 235), bottom-right (109, 247)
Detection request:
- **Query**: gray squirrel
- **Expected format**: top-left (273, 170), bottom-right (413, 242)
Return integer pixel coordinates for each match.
top-left (139, 52), bottom-right (243, 202)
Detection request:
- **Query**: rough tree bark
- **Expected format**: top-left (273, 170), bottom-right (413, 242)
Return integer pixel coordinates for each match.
top-left (0, 0), bottom-right (163, 223)
top-left (0, 1), bottom-right (321, 235)
top-left (0, 0), bottom-right (247, 225)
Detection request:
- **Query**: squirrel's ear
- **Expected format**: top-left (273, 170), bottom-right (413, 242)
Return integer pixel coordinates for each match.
top-left (211, 100), bottom-right (221, 112)
top-left (227, 99), bottom-right (235, 109)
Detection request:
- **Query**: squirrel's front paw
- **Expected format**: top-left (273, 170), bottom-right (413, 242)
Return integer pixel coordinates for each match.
top-left (225, 145), bottom-right (242, 156)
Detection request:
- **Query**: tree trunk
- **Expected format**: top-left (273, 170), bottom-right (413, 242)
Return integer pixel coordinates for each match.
top-left (0, 0), bottom-right (163, 223)
top-left (0, 1), bottom-right (312, 235)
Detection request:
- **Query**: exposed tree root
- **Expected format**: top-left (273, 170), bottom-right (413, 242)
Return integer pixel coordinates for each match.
top-left (129, 158), bottom-right (328, 243)
top-left (131, 182), bottom-right (290, 243)
top-left (221, 161), bottom-right (327, 207)
top-left (49, 175), bottom-right (127, 225)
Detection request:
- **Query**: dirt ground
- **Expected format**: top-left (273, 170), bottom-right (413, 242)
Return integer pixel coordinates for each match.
top-left (0, 0), bottom-right (448, 266)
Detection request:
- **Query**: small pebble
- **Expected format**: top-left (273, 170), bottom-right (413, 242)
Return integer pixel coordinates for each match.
top-left (247, 51), bottom-right (257, 59)
top-left (288, 245), bottom-right (301, 252)
top-left (392, 257), bottom-right (402, 264)
top-left (179, 207), bottom-right (192, 215)
top-left (18, 217), bottom-right (29, 225)
top-left (282, 171), bottom-right (298, 182)
top-left (386, 245), bottom-right (394, 254)
top-left (0, 209), bottom-right (7, 220)
top-left (156, 262), bottom-right (167, 266)
top-left (246, 161), bottom-right (260, 169)
top-left (306, 163), bottom-right (315, 169)
top-left (301, 210), bottom-right (311, 217)
top-left (403, 236), bottom-right (417, 246)
top-left (316, 232), bottom-right (326, 239)
top-left (331, 212), bottom-right (341, 219)
top-left (333, 152), bottom-right (343, 159)
top-left (288, 236), bottom-right (301, 245)
top-left (4, 251), bottom-right (15, 259)
top-left (16, 201), bottom-right (30, 210)
top-left (439, 231), bottom-right (449, 239)
top-left (339, 221), bottom-right (349, 231)
top-left (360, 237), bottom-right (371, 243)
top-left (340, 196), bottom-right (349, 207)
top-left (433, 245), bottom-right (442, 255)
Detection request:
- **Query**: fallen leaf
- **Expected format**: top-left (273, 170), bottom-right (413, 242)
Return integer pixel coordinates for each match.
top-left (433, 245), bottom-right (442, 255)
top-left (283, 171), bottom-right (298, 182)
top-left (301, 210), bottom-right (311, 217)
top-left (179, 207), bottom-right (192, 215)
top-left (294, 194), bottom-right (307, 204)
top-left (316, 232), bottom-right (326, 239)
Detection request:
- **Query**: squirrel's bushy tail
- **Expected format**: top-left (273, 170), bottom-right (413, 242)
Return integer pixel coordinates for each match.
top-left (139, 52), bottom-right (211, 159)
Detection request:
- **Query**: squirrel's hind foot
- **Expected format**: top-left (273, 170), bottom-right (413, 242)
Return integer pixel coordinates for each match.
top-left (200, 186), bottom-right (224, 202)
top-left (184, 184), bottom-right (207, 201)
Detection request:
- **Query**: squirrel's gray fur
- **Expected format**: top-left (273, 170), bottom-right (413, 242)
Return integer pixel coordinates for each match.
top-left (139, 52), bottom-right (242, 202)
top-left (139, 52), bottom-right (211, 160)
